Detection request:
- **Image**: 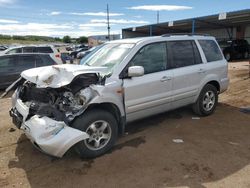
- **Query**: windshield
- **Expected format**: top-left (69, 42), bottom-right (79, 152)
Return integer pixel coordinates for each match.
top-left (80, 43), bottom-right (134, 74)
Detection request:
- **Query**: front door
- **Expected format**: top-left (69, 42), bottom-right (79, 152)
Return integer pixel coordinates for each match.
top-left (122, 42), bottom-right (173, 122)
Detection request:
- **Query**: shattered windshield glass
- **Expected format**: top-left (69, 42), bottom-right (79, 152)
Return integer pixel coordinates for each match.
top-left (80, 43), bottom-right (134, 74)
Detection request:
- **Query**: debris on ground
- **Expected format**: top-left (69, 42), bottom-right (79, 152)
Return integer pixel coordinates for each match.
top-left (8, 128), bottom-right (16, 132)
top-left (228, 142), bottom-right (240, 146)
top-left (192, 117), bottom-right (200, 120)
top-left (172, 139), bottom-right (184, 143)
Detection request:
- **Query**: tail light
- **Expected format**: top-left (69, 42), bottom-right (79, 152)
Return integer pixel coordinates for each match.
top-left (55, 54), bottom-right (60, 58)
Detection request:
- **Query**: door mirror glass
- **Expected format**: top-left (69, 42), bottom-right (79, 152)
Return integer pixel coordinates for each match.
top-left (128, 66), bottom-right (144, 77)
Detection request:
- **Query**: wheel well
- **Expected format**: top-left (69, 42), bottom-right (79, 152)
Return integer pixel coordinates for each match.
top-left (85, 103), bottom-right (124, 135)
top-left (207, 81), bottom-right (220, 92)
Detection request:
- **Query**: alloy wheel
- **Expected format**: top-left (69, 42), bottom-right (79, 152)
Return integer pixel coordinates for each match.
top-left (202, 91), bottom-right (215, 111)
top-left (84, 120), bottom-right (112, 151)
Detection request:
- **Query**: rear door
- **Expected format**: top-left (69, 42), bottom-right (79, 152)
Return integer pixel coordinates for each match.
top-left (122, 42), bottom-right (173, 122)
top-left (167, 40), bottom-right (203, 108)
top-left (0, 55), bottom-right (18, 88)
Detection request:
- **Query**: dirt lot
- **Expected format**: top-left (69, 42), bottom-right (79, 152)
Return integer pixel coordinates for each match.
top-left (0, 61), bottom-right (249, 188)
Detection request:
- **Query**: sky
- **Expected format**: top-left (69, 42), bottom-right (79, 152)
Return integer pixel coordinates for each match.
top-left (0, 0), bottom-right (250, 38)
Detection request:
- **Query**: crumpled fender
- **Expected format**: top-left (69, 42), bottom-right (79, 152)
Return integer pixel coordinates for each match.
top-left (22, 116), bottom-right (89, 157)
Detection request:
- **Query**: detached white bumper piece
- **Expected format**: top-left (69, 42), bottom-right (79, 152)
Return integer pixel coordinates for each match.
top-left (21, 116), bottom-right (89, 157)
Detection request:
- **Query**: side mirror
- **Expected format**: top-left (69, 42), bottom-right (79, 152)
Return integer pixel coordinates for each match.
top-left (128, 66), bottom-right (144, 77)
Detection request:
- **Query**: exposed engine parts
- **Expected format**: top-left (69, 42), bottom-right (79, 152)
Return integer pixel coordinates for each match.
top-left (17, 73), bottom-right (100, 125)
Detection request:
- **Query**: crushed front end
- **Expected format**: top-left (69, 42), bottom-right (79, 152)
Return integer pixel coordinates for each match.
top-left (9, 70), bottom-right (102, 157)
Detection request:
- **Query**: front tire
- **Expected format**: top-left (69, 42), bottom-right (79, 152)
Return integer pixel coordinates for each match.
top-left (72, 109), bottom-right (118, 158)
top-left (192, 84), bottom-right (218, 116)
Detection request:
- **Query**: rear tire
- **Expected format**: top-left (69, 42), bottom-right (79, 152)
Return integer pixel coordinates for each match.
top-left (72, 109), bottom-right (118, 158)
top-left (192, 84), bottom-right (218, 116)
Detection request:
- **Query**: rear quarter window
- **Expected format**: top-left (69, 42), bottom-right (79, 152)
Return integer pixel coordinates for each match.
top-left (198, 40), bottom-right (223, 62)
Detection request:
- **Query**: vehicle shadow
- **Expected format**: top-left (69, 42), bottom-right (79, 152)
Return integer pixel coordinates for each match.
top-left (8, 103), bottom-right (250, 188)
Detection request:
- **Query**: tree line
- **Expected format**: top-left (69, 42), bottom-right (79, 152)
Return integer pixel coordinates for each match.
top-left (0, 34), bottom-right (88, 44)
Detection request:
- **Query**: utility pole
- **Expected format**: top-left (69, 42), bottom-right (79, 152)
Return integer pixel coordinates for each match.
top-left (157, 11), bottom-right (159, 24)
top-left (107, 4), bottom-right (110, 41)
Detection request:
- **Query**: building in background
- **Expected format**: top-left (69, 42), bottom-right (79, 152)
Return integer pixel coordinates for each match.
top-left (122, 9), bottom-right (250, 43)
top-left (88, 34), bottom-right (120, 47)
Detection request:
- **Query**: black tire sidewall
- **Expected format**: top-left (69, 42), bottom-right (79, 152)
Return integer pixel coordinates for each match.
top-left (198, 84), bottom-right (218, 116)
top-left (72, 109), bottom-right (118, 158)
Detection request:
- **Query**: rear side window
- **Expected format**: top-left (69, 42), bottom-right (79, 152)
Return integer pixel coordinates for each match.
top-left (130, 42), bottom-right (167, 74)
top-left (198, 40), bottom-right (223, 62)
top-left (36, 47), bottom-right (53, 53)
top-left (167, 40), bottom-right (202, 69)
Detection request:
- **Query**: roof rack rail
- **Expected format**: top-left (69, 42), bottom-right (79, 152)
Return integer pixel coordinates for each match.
top-left (161, 33), bottom-right (210, 37)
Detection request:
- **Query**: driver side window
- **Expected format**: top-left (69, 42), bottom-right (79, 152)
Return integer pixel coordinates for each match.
top-left (130, 42), bottom-right (167, 74)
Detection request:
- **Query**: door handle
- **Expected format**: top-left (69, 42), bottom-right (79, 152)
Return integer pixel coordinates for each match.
top-left (198, 69), bottom-right (206, 74)
top-left (160, 76), bottom-right (172, 82)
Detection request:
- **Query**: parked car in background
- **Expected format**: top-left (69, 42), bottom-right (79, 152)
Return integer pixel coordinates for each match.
top-left (0, 53), bottom-right (57, 89)
top-left (0, 45), bottom-right (62, 64)
top-left (66, 46), bottom-right (73, 51)
top-left (0, 45), bottom-right (8, 51)
top-left (218, 39), bottom-right (250, 61)
top-left (75, 44), bottom-right (88, 50)
top-left (8, 35), bottom-right (229, 158)
top-left (70, 47), bottom-right (88, 59)
top-left (61, 52), bottom-right (73, 64)
top-left (76, 46), bottom-right (100, 59)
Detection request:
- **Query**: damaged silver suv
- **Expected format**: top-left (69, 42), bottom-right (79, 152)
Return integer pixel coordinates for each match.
top-left (8, 35), bottom-right (229, 158)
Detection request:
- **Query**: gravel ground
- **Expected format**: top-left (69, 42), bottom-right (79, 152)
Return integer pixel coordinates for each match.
top-left (0, 61), bottom-right (249, 188)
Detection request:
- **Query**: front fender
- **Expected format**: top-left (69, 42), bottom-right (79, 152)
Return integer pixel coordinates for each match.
top-left (86, 85), bottom-right (125, 117)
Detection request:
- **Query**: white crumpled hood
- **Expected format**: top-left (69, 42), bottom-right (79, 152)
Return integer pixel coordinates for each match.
top-left (21, 64), bottom-right (107, 88)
